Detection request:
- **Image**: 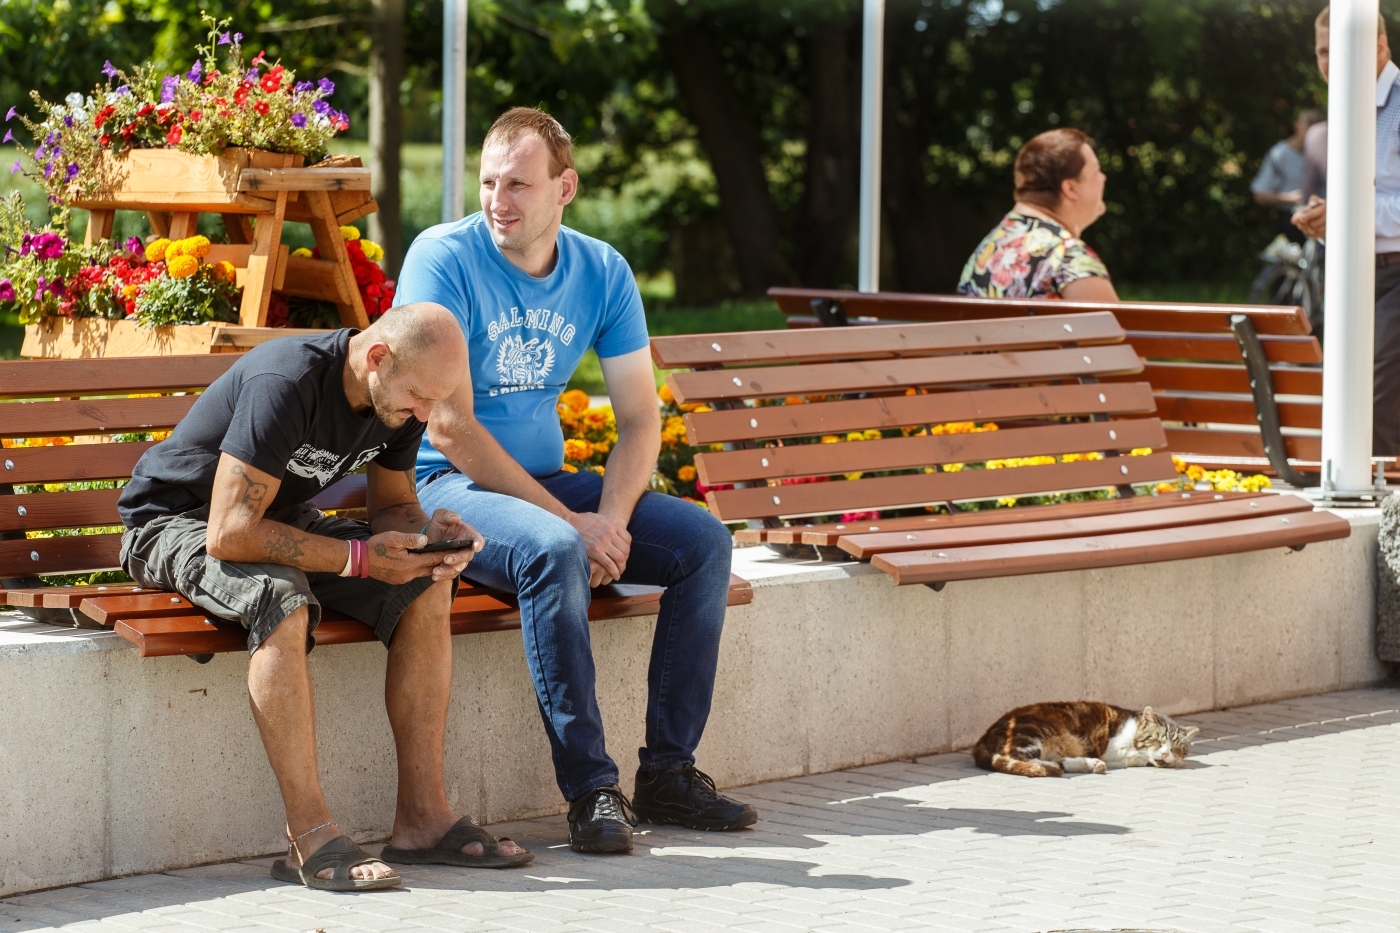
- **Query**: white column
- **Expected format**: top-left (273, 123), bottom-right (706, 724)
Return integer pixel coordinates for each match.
top-left (857, 0), bottom-right (885, 293)
top-left (1319, 0), bottom-right (1379, 496)
top-left (441, 0), bottom-right (469, 224)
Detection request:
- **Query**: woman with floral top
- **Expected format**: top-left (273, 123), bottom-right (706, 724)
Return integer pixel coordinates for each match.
top-left (957, 128), bottom-right (1119, 302)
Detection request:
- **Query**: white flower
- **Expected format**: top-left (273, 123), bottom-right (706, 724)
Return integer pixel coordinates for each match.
top-left (65, 93), bottom-right (83, 109)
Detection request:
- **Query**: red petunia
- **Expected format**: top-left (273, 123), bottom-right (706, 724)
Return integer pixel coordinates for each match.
top-left (166, 125), bottom-right (183, 145)
top-left (253, 100), bottom-right (269, 115)
top-left (93, 106), bottom-right (115, 128)
top-left (234, 86), bottom-right (249, 106)
top-left (260, 65), bottom-right (284, 93)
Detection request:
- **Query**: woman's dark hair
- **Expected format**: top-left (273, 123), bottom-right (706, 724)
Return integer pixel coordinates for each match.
top-left (1013, 128), bottom-right (1095, 208)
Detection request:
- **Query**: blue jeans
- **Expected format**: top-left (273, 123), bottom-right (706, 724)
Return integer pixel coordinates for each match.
top-left (418, 468), bottom-right (734, 801)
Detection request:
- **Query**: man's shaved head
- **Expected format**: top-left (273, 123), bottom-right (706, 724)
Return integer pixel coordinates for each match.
top-left (351, 303), bottom-right (466, 428)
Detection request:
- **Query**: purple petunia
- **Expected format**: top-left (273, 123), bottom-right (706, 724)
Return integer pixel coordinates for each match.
top-left (245, 68), bottom-right (260, 84)
top-left (102, 60), bottom-right (118, 79)
top-left (318, 77), bottom-right (335, 96)
top-left (34, 145), bottom-right (44, 159)
top-left (2, 130), bottom-right (10, 144)
top-left (44, 132), bottom-right (57, 145)
top-left (294, 81), bottom-right (314, 94)
top-left (63, 115), bottom-right (73, 128)
top-left (24, 232), bottom-right (65, 261)
top-left (115, 85), bottom-right (130, 96)
top-left (0, 280), bottom-right (13, 303)
top-left (218, 32), bottom-right (231, 45)
top-left (160, 75), bottom-right (179, 104)
top-left (125, 236), bottom-right (143, 254)
top-left (65, 163), bottom-right (78, 181)
top-left (42, 161), bottom-right (53, 179)
top-left (4, 106), bottom-right (15, 122)
top-left (290, 113), bottom-right (306, 128)
top-left (234, 32), bottom-right (243, 43)
top-left (312, 99), bottom-right (332, 116)
top-left (9, 160), bottom-right (19, 175)
top-left (187, 61), bottom-right (203, 83)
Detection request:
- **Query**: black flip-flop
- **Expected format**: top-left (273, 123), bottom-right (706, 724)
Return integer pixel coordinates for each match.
top-left (381, 816), bottom-right (534, 869)
top-left (270, 835), bottom-right (402, 891)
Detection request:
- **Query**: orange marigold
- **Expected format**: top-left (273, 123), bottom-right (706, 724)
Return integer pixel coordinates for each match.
top-left (564, 438), bottom-right (593, 461)
top-left (677, 465), bottom-right (697, 482)
top-left (560, 389), bottom-right (591, 413)
top-left (166, 255), bottom-right (199, 279)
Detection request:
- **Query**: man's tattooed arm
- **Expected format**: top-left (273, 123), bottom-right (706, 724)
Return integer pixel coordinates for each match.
top-left (207, 453), bottom-right (352, 573)
top-left (364, 465), bottom-right (431, 535)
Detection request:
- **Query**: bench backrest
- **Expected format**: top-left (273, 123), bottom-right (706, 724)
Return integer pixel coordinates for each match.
top-left (651, 311), bottom-right (1179, 523)
top-left (0, 355), bottom-right (365, 584)
top-left (770, 287), bottom-right (1323, 482)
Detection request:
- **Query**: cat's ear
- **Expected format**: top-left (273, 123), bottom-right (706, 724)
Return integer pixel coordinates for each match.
top-left (1182, 726), bottom-right (1201, 740)
top-left (1141, 706), bottom-right (1159, 724)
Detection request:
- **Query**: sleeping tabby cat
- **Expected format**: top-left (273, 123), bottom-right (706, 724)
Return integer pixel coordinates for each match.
top-left (972, 701), bottom-right (1200, 777)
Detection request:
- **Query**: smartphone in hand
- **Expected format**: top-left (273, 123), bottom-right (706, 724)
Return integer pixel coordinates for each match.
top-left (407, 539), bottom-right (479, 554)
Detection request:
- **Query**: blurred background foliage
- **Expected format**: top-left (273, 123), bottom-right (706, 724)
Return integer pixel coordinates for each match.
top-left (0, 0), bottom-right (1336, 311)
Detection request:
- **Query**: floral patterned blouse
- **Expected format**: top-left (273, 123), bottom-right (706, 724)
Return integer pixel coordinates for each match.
top-left (956, 211), bottom-right (1110, 299)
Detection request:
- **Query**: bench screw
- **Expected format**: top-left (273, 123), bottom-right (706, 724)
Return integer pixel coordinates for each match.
top-left (869, 526), bottom-right (879, 531)
top-left (732, 376), bottom-right (742, 386)
top-left (4, 460), bottom-right (12, 470)
top-left (760, 457), bottom-right (770, 467)
top-left (907, 534), bottom-right (916, 540)
top-left (29, 551), bottom-right (38, 561)
top-left (1098, 393), bottom-right (1106, 403)
top-left (1082, 355), bottom-right (1092, 364)
top-left (1251, 502), bottom-right (1259, 507)
top-left (712, 343), bottom-right (722, 351)
top-left (1282, 517), bottom-right (1291, 524)
top-left (1109, 430), bottom-right (1117, 440)
top-left (170, 597), bottom-right (180, 603)
top-left (1063, 324), bottom-right (1074, 333)
top-left (750, 418), bottom-right (758, 427)
top-left (937, 552), bottom-right (948, 558)
top-left (771, 495), bottom-right (781, 504)
top-left (15, 506), bottom-right (25, 516)
top-left (1120, 465), bottom-right (1129, 475)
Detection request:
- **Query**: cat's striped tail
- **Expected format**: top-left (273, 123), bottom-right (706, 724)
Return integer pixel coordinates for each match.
top-left (975, 749), bottom-right (1065, 778)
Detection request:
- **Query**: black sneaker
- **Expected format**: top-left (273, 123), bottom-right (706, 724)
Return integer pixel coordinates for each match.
top-left (632, 764), bottom-right (758, 831)
top-left (568, 783), bottom-right (636, 854)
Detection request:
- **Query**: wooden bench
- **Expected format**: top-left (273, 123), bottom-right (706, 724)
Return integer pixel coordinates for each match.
top-left (0, 354), bottom-right (751, 660)
top-left (649, 311), bottom-right (1349, 584)
top-left (769, 287), bottom-right (1330, 489)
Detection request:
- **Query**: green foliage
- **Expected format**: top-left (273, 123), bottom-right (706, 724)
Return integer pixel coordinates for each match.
top-left (132, 266), bottom-right (239, 326)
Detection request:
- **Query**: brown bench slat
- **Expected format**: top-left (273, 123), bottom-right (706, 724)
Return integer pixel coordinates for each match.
top-left (838, 493), bottom-right (1315, 558)
top-left (1163, 427), bottom-right (1320, 463)
top-left (706, 452), bottom-right (1180, 521)
top-left (0, 488), bottom-right (123, 533)
top-left (0, 583), bottom-right (147, 608)
top-left (1153, 395), bottom-right (1322, 430)
top-left (748, 490), bottom-right (1260, 547)
top-left (649, 313), bottom-right (1126, 368)
top-left (767, 287), bottom-right (1313, 336)
top-left (684, 383), bottom-right (1157, 445)
top-left (0, 396), bottom-right (197, 438)
top-left (0, 533), bottom-right (122, 575)
top-left (870, 509), bottom-right (1350, 585)
top-left (1127, 332), bottom-right (1324, 365)
top-left (0, 355), bottom-right (238, 399)
top-left (107, 579), bottom-right (754, 658)
top-left (695, 419), bottom-right (1166, 486)
top-left (669, 345), bottom-right (1144, 405)
top-left (0, 441), bottom-right (155, 485)
top-left (1104, 362), bottom-right (1323, 396)
top-left (310, 473), bottom-right (367, 510)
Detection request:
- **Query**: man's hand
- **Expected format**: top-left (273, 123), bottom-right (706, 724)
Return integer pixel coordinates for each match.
top-left (424, 508), bottom-right (485, 571)
top-left (1293, 195), bottom-right (1327, 239)
top-left (567, 511), bottom-right (631, 586)
top-left (365, 530), bottom-right (459, 584)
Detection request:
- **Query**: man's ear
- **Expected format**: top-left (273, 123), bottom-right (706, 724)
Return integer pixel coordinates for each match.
top-left (559, 167), bottom-right (580, 207)
top-left (365, 342), bottom-right (392, 375)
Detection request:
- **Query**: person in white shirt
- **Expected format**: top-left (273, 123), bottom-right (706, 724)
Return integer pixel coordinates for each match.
top-left (1293, 7), bottom-right (1400, 455)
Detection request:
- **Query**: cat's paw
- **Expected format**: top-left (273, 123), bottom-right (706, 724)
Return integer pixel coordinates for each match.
top-left (1087, 758), bottom-right (1107, 774)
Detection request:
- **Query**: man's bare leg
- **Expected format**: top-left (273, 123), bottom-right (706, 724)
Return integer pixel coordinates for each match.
top-left (248, 606), bottom-right (395, 881)
top-left (385, 578), bottom-right (524, 857)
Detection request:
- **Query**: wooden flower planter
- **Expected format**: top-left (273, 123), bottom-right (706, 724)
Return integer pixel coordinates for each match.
top-left (20, 317), bottom-right (330, 359)
top-left (66, 146), bottom-right (379, 336)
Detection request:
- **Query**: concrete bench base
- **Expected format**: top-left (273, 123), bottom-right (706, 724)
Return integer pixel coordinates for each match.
top-left (0, 508), bottom-right (1384, 896)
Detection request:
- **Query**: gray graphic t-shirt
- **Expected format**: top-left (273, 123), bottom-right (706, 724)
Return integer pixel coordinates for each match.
top-left (118, 330), bottom-right (424, 528)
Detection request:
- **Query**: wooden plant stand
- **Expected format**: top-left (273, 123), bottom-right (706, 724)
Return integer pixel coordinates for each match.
top-left (70, 147), bottom-right (378, 329)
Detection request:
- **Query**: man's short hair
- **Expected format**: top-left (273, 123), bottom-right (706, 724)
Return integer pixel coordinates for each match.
top-left (482, 107), bottom-right (575, 178)
top-left (1299, 107), bottom-right (1326, 128)
top-left (1013, 128), bottom-right (1094, 209)
top-left (1316, 6), bottom-right (1388, 38)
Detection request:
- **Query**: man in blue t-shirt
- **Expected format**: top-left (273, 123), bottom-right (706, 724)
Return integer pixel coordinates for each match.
top-left (396, 107), bottom-right (756, 854)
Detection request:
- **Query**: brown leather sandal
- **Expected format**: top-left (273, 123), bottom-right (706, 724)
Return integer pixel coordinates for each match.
top-left (381, 816), bottom-right (534, 869)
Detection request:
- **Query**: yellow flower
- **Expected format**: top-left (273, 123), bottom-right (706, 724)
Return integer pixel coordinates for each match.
top-left (1061, 451), bottom-right (1104, 463)
top-left (998, 497), bottom-right (1018, 507)
top-left (166, 255), bottom-right (199, 279)
top-left (589, 465), bottom-right (605, 476)
top-left (678, 465), bottom-right (697, 482)
top-left (150, 430), bottom-right (172, 441)
top-left (843, 472), bottom-right (864, 481)
top-left (583, 409), bottom-right (611, 429)
top-left (121, 284), bottom-right (139, 300)
top-left (291, 247), bottom-right (313, 258)
top-left (1156, 481), bottom-right (1181, 494)
top-left (560, 388), bottom-right (591, 413)
top-left (560, 463), bottom-right (578, 473)
top-left (180, 235), bottom-right (212, 259)
top-left (213, 260), bottom-right (237, 284)
top-left (359, 239), bottom-right (385, 263)
top-left (1130, 447), bottom-right (1154, 457)
top-left (943, 462), bottom-right (964, 472)
top-left (658, 383), bottom-right (675, 405)
top-left (339, 225), bottom-right (361, 241)
top-left (861, 429), bottom-right (883, 441)
top-left (593, 441), bottom-right (610, 455)
top-left (1172, 456), bottom-right (1187, 474)
top-left (845, 431), bottom-right (865, 442)
top-left (145, 238), bottom-right (171, 262)
top-left (691, 404), bottom-right (713, 413)
top-left (820, 435), bottom-right (841, 444)
top-left (564, 438), bottom-right (593, 461)
top-left (1186, 464), bottom-right (1206, 481)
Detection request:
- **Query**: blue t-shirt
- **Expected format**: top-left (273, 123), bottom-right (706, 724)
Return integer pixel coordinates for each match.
top-left (394, 213), bottom-right (649, 479)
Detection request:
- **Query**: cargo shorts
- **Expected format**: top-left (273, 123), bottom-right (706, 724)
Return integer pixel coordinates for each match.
top-left (119, 504), bottom-right (436, 654)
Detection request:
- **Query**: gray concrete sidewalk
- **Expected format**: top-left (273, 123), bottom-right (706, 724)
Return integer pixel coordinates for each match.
top-left (6, 688), bottom-right (1400, 933)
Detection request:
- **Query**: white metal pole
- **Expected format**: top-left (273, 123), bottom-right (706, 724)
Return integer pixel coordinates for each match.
top-left (857, 0), bottom-right (885, 293)
top-left (1319, 0), bottom-right (1379, 496)
top-left (441, 0), bottom-right (468, 223)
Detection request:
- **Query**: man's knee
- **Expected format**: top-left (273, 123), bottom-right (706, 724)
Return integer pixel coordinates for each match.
top-left (523, 519), bottom-right (590, 582)
top-left (260, 604), bottom-right (311, 653)
top-left (401, 577), bottom-right (456, 625)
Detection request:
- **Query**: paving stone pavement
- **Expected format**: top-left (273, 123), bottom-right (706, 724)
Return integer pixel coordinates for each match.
top-left (7, 688), bottom-right (1400, 933)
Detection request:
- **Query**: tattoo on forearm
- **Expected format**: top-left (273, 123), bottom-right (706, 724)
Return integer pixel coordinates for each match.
top-left (264, 528), bottom-right (309, 566)
top-left (230, 464), bottom-right (269, 519)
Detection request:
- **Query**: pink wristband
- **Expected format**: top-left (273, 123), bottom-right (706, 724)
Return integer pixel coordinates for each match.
top-left (353, 539), bottom-right (368, 579)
